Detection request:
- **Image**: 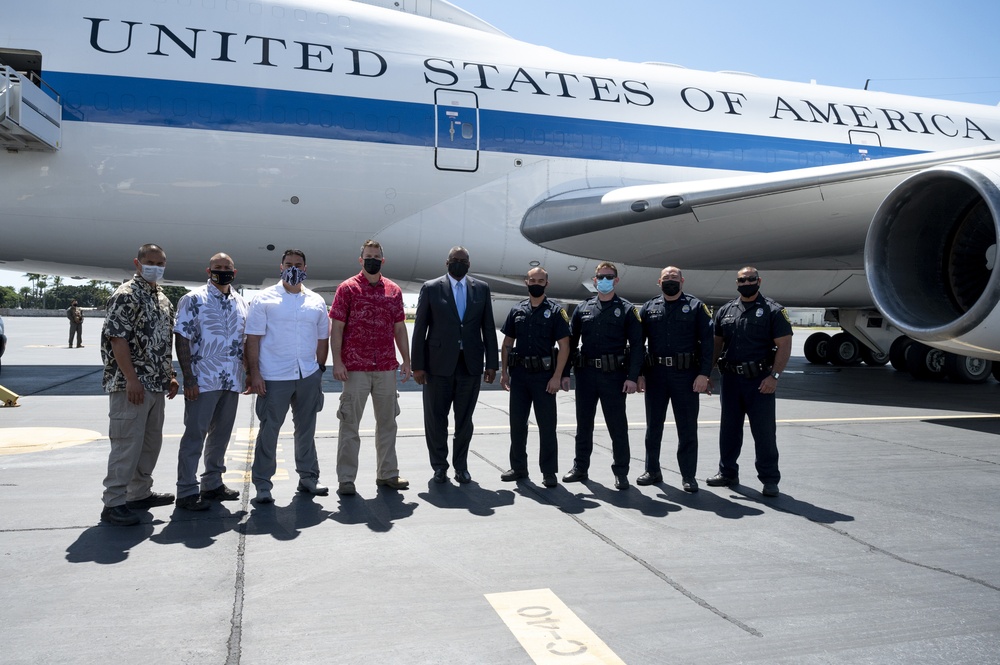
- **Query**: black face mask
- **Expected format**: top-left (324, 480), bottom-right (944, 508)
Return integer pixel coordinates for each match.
top-left (210, 269), bottom-right (235, 286)
top-left (738, 283), bottom-right (760, 298)
top-left (363, 258), bottom-right (382, 275)
top-left (448, 261), bottom-right (470, 280)
top-left (527, 284), bottom-right (546, 298)
top-left (660, 280), bottom-right (681, 297)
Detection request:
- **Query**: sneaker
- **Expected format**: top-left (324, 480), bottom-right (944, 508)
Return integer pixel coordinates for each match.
top-left (177, 494), bottom-right (210, 511)
top-left (375, 476), bottom-right (409, 490)
top-left (254, 488), bottom-right (274, 504)
top-left (500, 469), bottom-right (528, 482)
top-left (762, 483), bottom-right (780, 497)
top-left (125, 492), bottom-right (175, 509)
top-left (337, 481), bottom-right (357, 496)
top-left (706, 473), bottom-right (739, 487)
top-left (100, 505), bottom-right (139, 526)
top-left (297, 477), bottom-right (330, 496)
top-left (201, 485), bottom-right (240, 501)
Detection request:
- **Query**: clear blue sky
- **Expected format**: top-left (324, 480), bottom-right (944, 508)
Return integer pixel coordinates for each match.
top-left (3, 0), bottom-right (997, 291)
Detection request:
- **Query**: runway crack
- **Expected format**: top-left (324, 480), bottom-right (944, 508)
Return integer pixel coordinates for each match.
top-left (225, 396), bottom-right (256, 665)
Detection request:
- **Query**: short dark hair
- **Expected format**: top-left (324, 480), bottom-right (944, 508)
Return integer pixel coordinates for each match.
top-left (361, 239), bottom-right (383, 256)
top-left (137, 243), bottom-right (165, 261)
top-left (282, 249), bottom-right (306, 264)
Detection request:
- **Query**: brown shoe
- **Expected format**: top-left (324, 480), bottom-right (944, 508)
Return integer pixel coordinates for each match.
top-left (376, 476), bottom-right (409, 490)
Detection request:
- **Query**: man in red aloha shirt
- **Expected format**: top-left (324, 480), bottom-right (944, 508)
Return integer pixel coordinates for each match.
top-left (329, 240), bottom-right (412, 496)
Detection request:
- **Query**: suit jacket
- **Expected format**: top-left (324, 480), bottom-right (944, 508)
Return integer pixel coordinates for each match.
top-left (411, 274), bottom-right (499, 376)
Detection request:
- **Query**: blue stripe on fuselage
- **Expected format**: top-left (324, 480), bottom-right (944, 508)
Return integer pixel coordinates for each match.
top-left (44, 71), bottom-right (917, 171)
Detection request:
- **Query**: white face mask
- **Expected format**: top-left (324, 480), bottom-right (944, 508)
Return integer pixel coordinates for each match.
top-left (140, 264), bottom-right (165, 283)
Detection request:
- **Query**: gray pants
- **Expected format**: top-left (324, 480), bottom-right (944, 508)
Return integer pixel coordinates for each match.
top-left (102, 390), bottom-right (166, 507)
top-left (251, 369), bottom-right (324, 491)
top-left (176, 389), bottom-right (240, 499)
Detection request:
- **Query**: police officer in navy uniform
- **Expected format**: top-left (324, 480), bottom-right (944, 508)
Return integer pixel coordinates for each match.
top-left (563, 261), bottom-right (643, 490)
top-left (637, 266), bottom-right (714, 493)
top-left (499, 267), bottom-right (571, 488)
top-left (708, 266), bottom-right (793, 497)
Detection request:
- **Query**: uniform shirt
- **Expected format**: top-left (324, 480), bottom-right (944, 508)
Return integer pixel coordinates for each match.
top-left (101, 275), bottom-right (175, 393)
top-left (500, 297), bottom-right (571, 357)
top-left (569, 294), bottom-right (644, 381)
top-left (174, 281), bottom-right (248, 392)
top-left (328, 272), bottom-right (405, 372)
top-left (640, 293), bottom-right (715, 375)
top-left (714, 293), bottom-right (793, 362)
top-left (245, 283), bottom-right (329, 381)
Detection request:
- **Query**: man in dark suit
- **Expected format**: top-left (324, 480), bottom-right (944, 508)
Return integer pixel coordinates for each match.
top-left (412, 247), bottom-right (499, 484)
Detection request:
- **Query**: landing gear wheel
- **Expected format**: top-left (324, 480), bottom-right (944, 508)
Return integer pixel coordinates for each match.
top-left (905, 342), bottom-right (948, 380)
top-left (829, 332), bottom-right (861, 366)
top-left (889, 336), bottom-right (913, 372)
top-left (803, 332), bottom-right (831, 364)
top-left (944, 354), bottom-right (992, 383)
top-left (859, 345), bottom-right (890, 367)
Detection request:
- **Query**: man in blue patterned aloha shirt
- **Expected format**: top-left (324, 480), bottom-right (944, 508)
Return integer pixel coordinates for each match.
top-left (100, 243), bottom-right (179, 526)
top-left (172, 253), bottom-right (249, 511)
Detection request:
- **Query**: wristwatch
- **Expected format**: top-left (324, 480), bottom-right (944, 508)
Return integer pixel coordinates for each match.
top-left (771, 371), bottom-right (780, 380)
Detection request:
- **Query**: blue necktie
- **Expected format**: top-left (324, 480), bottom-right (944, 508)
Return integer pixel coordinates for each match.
top-left (455, 280), bottom-right (466, 320)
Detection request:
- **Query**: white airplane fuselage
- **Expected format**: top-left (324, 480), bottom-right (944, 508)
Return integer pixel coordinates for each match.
top-left (3, 0), bottom-right (999, 311)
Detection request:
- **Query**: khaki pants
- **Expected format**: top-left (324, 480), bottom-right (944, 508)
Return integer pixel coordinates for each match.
top-left (336, 370), bottom-right (400, 482)
top-left (102, 390), bottom-right (166, 507)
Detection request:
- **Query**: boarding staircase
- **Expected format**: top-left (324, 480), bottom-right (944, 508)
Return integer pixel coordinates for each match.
top-left (0, 64), bottom-right (61, 151)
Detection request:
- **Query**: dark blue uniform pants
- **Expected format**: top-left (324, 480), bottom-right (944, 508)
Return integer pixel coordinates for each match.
top-left (643, 367), bottom-right (699, 478)
top-left (718, 372), bottom-right (780, 484)
top-left (508, 370), bottom-right (558, 473)
top-left (574, 367), bottom-right (630, 476)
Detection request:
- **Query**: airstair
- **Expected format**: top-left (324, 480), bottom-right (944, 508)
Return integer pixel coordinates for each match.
top-left (0, 64), bottom-right (61, 151)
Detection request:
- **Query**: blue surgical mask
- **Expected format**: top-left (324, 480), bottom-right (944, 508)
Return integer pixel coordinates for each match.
top-left (595, 277), bottom-right (615, 294)
top-left (140, 264), bottom-right (165, 283)
top-left (281, 266), bottom-right (307, 286)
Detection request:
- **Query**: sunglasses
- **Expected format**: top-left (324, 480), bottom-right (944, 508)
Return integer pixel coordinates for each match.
top-left (736, 276), bottom-right (759, 284)
top-left (595, 274), bottom-right (616, 281)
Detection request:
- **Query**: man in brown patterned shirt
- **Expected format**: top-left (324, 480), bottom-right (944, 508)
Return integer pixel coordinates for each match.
top-left (99, 243), bottom-right (179, 526)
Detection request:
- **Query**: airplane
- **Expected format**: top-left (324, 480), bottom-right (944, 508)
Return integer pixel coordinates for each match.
top-left (2, 0), bottom-right (1000, 384)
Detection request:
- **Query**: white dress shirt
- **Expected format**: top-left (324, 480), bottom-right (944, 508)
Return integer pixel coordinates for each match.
top-left (245, 283), bottom-right (329, 381)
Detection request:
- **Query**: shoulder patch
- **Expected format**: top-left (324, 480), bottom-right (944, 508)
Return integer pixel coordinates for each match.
top-left (702, 304), bottom-right (711, 317)
top-left (560, 309), bottom-right (569, 323)
top-left (633, 307), bottom-right (641, 322)
top-left (781, 308), bottom-right (791, 323)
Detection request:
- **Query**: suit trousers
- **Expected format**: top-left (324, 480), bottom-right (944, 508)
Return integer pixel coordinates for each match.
top-left (509, 370), bottom-right (559, 474)
top-left (102, 389), bottom-right (166, 507)
top-left (642, 367), bottom-right (700, 478)
top-left (573, 366), bottom-right (631, 476)
top-left (336, 370), bottom-right (400, 483)
top-left (423, 357), bottom-right (481, 472)
top-left (176, 389), bottom-right (240, 498)
top-left (251, 369), bottom-right (324, 491)
top-left (718, 372), bottom-right (780, 484)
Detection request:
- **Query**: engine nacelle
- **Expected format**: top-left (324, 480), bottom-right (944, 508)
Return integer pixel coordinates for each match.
top-left (865, 159), bottom-right (1000, 359)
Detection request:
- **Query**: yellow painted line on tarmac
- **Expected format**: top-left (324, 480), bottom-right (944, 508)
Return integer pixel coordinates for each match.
top-left (0, 427), bottom-right (104, 455)
top-left (486, 589), bottom-right (626, 665)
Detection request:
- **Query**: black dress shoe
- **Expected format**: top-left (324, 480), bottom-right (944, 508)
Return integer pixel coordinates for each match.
top-left (614, 475), bottom-right (630, 490)
top-left (201, 484), bottom-right (240, 501)
top-left (125, 492), bottom-right (175, 509)
top-left (635, 471), bottom-right (662, 486)
top-left (761, 483), bottom-right (779, 497)
top-left (100, 505), bottom-right (139, 526)
top-left (455, 470), bottom-right (472, 484)
top-left (682, 477), bottom-right (699, 493)
top-left (432, 469), bottom-right (448, 484)
top-left (542, 473), bottom-right (557, 488)
top-left (706, 473), bottom-right (739, 487)
top-left (500, 469), bottom-right (529, 482)
top-left (177, 495), bottom-right (210, 511)
top-left (562, 467), bottom-right (588, 483)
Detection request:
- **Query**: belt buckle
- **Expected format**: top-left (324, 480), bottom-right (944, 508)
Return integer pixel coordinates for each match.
top-left (663, 357), bottom-right (674, 367)
top-left (735, 365), bottom-right (745, 375)
top-left (593, 358), bottom-right (602, 369)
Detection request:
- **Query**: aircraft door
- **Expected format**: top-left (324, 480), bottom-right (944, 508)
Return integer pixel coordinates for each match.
top-left (434, 89), bottom-right (479, 172)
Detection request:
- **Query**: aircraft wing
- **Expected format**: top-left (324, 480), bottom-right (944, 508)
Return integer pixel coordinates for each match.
top-left (521, 145), bottom-right (1000, 271)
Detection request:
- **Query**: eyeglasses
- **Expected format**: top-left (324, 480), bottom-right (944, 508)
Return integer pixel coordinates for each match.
top-left (595, 274), bottom-right (616, 281)
top-left (736, 276), bottom-right (759, 284)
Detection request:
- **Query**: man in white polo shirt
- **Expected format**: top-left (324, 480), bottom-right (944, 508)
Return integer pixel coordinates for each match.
top-left (245, 249), bottom-right (330, 504)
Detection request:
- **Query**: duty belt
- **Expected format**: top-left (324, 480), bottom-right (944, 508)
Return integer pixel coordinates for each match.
top-left (647, 352), bottom-right (694, 370)
top-left (508, 354), bottom-right (553, 372)
top-left (579, 353), bottom-right (627, 372)
top-left (718, 358), bottom-right (770, 378)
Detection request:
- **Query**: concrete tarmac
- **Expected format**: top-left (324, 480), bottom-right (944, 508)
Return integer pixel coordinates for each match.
top-left (0, 317), bottom-right (998, 664)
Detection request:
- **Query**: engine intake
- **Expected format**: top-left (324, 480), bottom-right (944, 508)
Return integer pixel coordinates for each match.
top-left (865, 160), bottom-right (1000, 358)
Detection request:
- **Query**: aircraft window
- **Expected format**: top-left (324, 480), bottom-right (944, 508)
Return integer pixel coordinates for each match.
top-left (552, 131), bottom-right (565, 147)
top-left (94, 93), bottom-right (110, 112)
top-left (342, 113), bottom-right (355, 129)
top-left (512, 127), bottom-right (526, 144)
top-left (295, 9), bottom-right (307, 21)
top-left (317, 13), bottom-right (330, 24)
top-left (296, 109), bottom-right (309, 126)
top-left (531, 129), bottom-right (544, 145)
top-left (223, 103), bottom-right (237, 122)
top-left (272, 6), bottom-right (284, 18)
top-left (148, 97), bottom-right (161, 114)
top-left (248, 104), bottom-right (262, 122)
top-left (199, 101), bottom-right (212, 119)
top-left (462, 123), bottom-right (474, 140)
top-left (319, 110), bottom-right (334, 128)
top-left (366, 114), bottom-right (378, 131)
top-left (121, 95), bottom-right (136, 113)
top-left (249, 3), bottom-right (262, 16)
top-left (388, 116), bottom-right (400, 133)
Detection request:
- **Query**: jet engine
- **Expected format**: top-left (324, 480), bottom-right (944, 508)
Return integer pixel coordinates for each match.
top-left (865, 160), bottom-right (1000, 359)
